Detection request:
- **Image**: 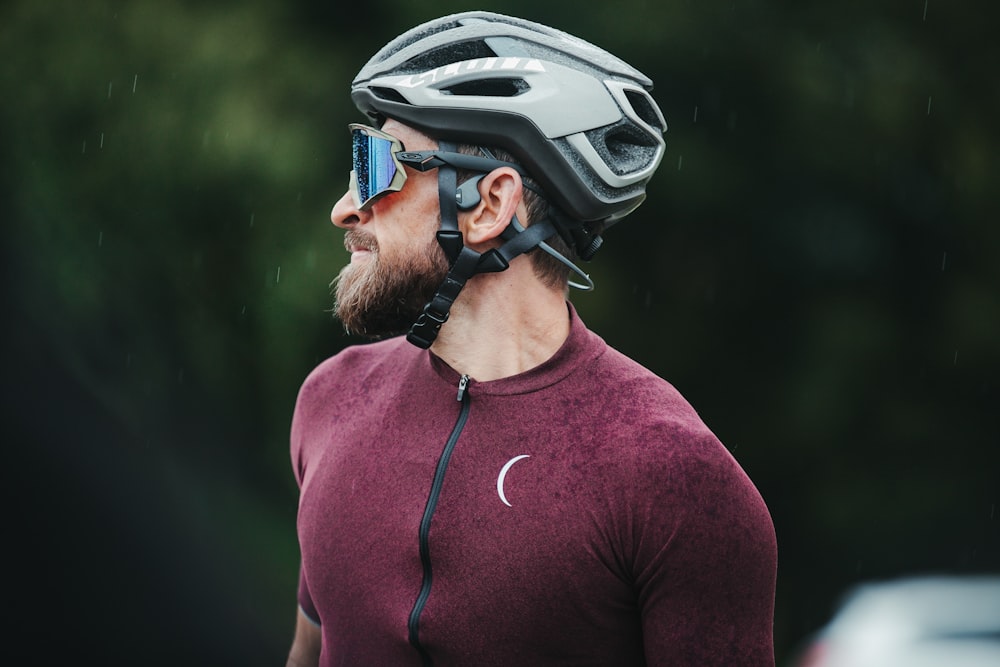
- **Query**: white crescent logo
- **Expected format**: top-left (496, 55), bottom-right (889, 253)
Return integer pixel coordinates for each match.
top-left (497, 455), bottom-right (530, 507)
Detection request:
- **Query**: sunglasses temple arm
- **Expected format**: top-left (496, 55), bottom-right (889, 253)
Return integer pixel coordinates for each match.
top-left (397, 151), bottom-right (529, 177)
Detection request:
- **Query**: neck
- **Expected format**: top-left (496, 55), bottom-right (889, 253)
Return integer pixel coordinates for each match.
top-left (430, 267), bottom-right (571, 382)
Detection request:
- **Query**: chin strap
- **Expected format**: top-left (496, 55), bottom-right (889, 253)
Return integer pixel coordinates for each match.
top-left (406, 142), bottom-right (564, 349)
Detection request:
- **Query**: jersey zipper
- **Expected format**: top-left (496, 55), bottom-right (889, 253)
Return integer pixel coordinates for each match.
top-left (407, 374), bottom-right (471, 665)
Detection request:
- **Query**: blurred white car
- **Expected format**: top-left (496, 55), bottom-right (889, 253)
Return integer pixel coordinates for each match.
top-left (793, 575), bottom-right (1000, 667)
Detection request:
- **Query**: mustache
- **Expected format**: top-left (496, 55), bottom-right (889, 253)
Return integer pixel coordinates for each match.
top-left (344, 229), bottom-right (378, 254)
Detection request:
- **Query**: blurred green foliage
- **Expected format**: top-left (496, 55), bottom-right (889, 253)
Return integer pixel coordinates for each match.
top-left (2, 0), bottom-right (997, 664)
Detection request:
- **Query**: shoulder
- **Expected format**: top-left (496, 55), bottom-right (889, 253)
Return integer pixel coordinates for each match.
top-left (306, 335), bottom-right (412, 379)
top-left (290, 337), bottom-right (420, 479)
top-left (576, 339), bottom-right (761, 508)
top-left (296, 336), bottom-right (416, 405)
top-left (576, 339), bottom-right (708, 439)
top-left (582, 344), bottom-right (777, 578)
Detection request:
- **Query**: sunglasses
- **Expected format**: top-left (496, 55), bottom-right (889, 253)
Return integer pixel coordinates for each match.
top-left (349, 124), bottom-right (407, 210)
top-left (348, 123), bottom-right (533, 211)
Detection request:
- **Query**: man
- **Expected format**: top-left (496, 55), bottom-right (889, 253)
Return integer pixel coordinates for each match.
top-left (287, 11), bottom-right (777, 667)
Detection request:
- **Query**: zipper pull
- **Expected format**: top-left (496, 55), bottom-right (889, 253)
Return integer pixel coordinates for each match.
top-left (457, 374), bottom-right (470, 402)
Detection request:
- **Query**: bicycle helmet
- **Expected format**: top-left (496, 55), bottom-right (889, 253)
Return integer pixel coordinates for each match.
top-left (348, 12), bottom-right (667, 348)
top-left (351, 11), bottom-right (667, 231)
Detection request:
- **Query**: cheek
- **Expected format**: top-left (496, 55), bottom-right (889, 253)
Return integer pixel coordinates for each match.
top-left (369, 173), bottom-right (442, 247)
top-left (372, 190), bottom-right (406, 211)
top-left (398, 173), bottom-right (442, 226)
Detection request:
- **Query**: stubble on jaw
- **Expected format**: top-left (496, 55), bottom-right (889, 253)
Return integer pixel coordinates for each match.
top-left (332, 230), bottom-right (449, 339)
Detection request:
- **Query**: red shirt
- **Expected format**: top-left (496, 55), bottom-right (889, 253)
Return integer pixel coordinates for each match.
top-left (292, 305), bottom-right (777, 665)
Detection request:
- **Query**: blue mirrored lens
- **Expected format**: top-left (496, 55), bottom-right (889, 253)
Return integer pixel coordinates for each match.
top-left (352, 130), bottom-right (397, 205)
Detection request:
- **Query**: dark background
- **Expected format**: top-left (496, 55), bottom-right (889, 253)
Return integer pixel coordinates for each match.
top-left (2, 0), bottom-right (997, 664)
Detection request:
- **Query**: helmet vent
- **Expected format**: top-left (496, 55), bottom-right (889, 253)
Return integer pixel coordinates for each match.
top-left (623, 89), bottom-right (665, 132)
top-left (587, 123), bottom-right (660, 176)
top-left (369, 86), bottom-right (410, 104)
top-left (443, 78), bottom-right (530, 98)
top-left (402, 41), bottom-right (498, 74)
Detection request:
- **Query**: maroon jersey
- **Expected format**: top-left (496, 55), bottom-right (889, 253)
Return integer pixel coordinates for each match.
top-left (291, 305), bottom-right (777, 666)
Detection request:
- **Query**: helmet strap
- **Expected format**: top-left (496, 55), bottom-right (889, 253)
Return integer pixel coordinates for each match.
top-left (406, 142), bottom-right (569, 349)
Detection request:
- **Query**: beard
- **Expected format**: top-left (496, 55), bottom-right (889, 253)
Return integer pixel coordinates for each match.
top-left (333, 229), bottom-right (449, 339)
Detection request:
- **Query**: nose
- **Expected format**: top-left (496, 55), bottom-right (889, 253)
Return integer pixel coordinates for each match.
top-left (331, 190), bottom-right (367, 229)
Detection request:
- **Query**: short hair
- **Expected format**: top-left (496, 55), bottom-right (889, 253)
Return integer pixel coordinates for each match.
top-left (455, 143), bottom-right (574, 291)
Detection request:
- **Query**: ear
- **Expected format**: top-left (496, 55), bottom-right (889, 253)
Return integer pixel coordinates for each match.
top-left (458, 167), bottom-right (524, 246)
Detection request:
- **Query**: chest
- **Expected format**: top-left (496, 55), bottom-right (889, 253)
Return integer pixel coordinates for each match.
top-left (296, 393), bottom-right (646, 662)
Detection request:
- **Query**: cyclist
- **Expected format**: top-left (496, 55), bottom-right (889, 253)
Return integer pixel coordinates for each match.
top-left (288, 11), bottom-right (777, 667)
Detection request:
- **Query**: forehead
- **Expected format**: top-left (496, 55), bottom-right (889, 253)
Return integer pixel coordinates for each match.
top-left (380, 119), bottom-right (438, 152)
